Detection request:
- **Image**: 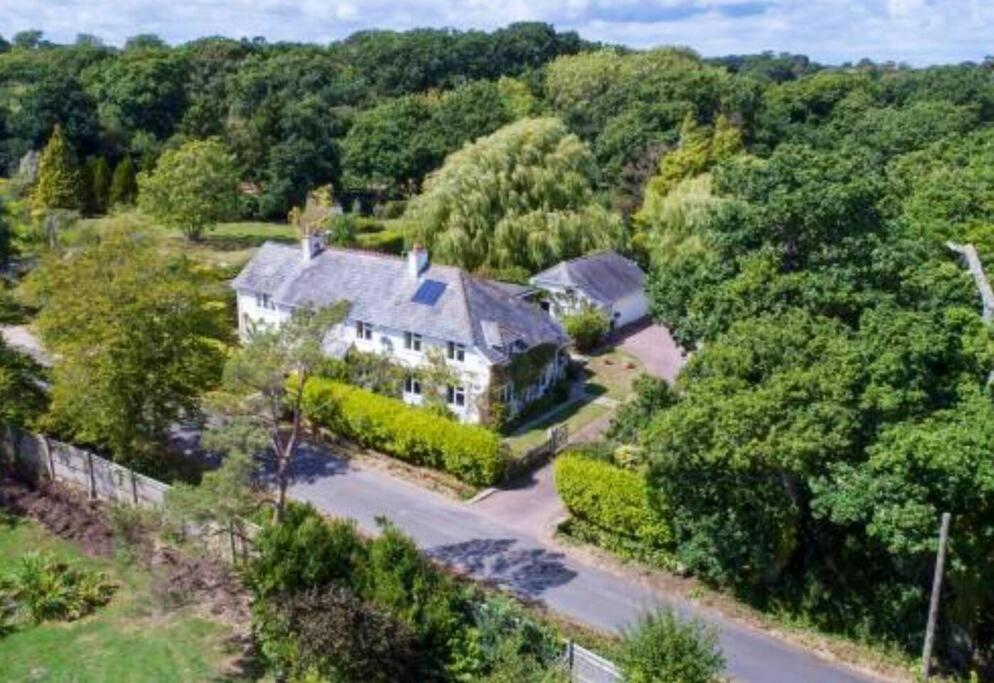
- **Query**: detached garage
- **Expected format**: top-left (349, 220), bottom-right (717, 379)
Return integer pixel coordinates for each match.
top-left (529, 250), bottom-right (649, 330)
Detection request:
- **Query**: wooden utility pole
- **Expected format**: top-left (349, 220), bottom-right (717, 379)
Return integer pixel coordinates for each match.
top-left (921, 512), bottom-right (951, 679)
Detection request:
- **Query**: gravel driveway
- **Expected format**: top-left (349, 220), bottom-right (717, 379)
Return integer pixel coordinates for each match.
top-left (615, 320), bottom-right (686, 382)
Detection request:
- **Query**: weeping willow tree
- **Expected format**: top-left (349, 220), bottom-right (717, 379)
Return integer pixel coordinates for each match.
top-left (633, 113), bottom-right (742, 265)
top-left (405, 117), bottom-right (623, 273)
top-left (635, 174), bottom-right (724, 265)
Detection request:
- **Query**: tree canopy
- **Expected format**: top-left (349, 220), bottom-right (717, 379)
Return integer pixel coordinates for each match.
top-left (406, 117), bottom-right (622, 272)
top-left (22, 218), bottom-right (229, 468)
top-left (137, 138), bottom-right (238, 239)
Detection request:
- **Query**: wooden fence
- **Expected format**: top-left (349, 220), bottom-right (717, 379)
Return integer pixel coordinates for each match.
top-left (1, 425), bottom-right (257, 563)
top-left (565, 640), bottom-right (623, 683)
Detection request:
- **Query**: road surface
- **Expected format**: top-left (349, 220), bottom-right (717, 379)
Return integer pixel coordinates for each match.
top-left (287, 443), bottom-right (882, 683)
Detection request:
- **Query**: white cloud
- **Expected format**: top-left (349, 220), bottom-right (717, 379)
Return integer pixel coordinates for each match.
top-left (0, 0), bottom-right (990, 64)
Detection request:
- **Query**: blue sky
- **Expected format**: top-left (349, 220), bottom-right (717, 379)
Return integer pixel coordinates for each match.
top-left (2, 0), bottom-right (992, 65)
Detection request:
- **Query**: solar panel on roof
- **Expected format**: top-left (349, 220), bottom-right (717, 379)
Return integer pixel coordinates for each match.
top-left (412, 279), bottom-right (447, 306)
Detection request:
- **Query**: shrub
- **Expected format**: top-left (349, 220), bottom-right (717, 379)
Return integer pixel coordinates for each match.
top-left (326, 213), bottom-right (358, 246)
top-left (268, 585), bottom-right (418, 682)
top-left (245, 502), bottom-right (367, 599)
top-left (1, 552), bottom-right (114, 624)
top-left (618, 609), bottom-right (725, 683)
top-left (303, 378), bottom-right (508, 486)
top-left (606, 374), bottom-right (679, 446)
top-left (357, 228), bottom-right (404, 254)
top-left (554, 451), bottom-right (670, 548)
top-left (472, 596), bottom-right (561, 672)
top-left (563, 305), bottom-right (610, 352)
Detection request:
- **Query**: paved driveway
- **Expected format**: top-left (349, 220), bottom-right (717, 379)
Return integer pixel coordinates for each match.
top-left (615, 320), bottom-right (686, 382)
top-left (287, 443), bottom-right (882, 683)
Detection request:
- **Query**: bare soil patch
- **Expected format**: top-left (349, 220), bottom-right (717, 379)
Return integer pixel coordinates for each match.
top-left (0, 477), bottom-right (114, 557)
top-left (148, 545), bottom-right (249, 627)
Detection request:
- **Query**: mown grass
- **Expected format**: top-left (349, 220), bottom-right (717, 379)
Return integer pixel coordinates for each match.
top-left (0, 514), bottom-right (240, 682)
top-left (505, 399), bottom-right (611, 456)
top-left (581, 347), bottom-right (645, 401)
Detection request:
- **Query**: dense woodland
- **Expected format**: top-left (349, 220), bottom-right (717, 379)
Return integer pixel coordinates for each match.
top-left (2, 23), bottom-right (994, 677)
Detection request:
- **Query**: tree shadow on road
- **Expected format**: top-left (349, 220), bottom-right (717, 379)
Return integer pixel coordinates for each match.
top-left (284, 442), bottom-right (352, 484)
top-left (427, 538), bottom-right (577, 598)
top-left (254, 441), bottom-right (352, 489)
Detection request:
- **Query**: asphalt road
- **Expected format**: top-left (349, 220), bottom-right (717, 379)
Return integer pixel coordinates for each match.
top-left (287, 443), bottom-right (882, 683)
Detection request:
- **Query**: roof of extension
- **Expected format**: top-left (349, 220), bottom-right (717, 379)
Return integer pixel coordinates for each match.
top-left (529, 250), bottom-right (645, 306)
top-left (232, 242), bottom-right (566, 364)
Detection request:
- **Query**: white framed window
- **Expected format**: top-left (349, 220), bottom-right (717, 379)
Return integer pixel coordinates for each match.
top-left (447, 341), bottom-right (465, 362)
top-left (255, 293), bottom-right (275, 310)
top-left (404, 376), bottom-right (422, 395)
top-left (447, 385), bottom-right (466, 407)
top-left (356, 320), bottom-right (373, 340)
top-left (404, 332), bottom-right (423, 351)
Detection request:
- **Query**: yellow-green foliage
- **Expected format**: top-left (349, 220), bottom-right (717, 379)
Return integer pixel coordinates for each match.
top-left (554, 452), bottom-right (670, 547)
top-left (302, 378), bottom-right (508, 486)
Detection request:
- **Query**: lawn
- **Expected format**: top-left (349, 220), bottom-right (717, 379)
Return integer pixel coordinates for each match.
top-left (0, 514), bottom-right (242, 682)
top-left (65, 213), bottom-right (406, 272)
top-left (505, 398), bottom-right (611, 456)
top-left (503, 347), bottom-right (643, 456)
top-left (581, 346), bottom-right (645, 401)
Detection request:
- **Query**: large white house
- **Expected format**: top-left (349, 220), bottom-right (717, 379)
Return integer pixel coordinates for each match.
top-left (530, 250), bottom-right (649, 330)
top-left (232, 235), bottom-right (568, 423)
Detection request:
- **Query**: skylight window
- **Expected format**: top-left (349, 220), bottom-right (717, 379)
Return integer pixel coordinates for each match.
top-left (411, 279), bottom-right (447, 306)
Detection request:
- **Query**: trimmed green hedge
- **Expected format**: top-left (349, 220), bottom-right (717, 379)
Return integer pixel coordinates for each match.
top-left (302, 378), bottom-right (508, 486)
top-left (554, 452), bottom-right (671, 548)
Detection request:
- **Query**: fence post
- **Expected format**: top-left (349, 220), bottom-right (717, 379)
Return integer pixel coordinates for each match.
top-left (130, 468), bottom-right (139, 506)
top-left (41, 435), bottom-right (55, 481)
top-left (566, 639), bottom-right (574, 678)
top-left (86, 451), bottom-right (97, 500)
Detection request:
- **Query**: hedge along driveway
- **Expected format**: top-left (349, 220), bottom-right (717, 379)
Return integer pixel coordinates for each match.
top-left (554, 451), bottom-right (671, 548)
top-left (302, 378), bottom-right (509, 487)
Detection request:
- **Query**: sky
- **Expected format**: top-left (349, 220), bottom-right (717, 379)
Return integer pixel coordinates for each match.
top-left (1, 0), bottom-right (992, 66)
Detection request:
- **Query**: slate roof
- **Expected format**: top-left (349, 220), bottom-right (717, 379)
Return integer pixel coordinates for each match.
top-left (232, 242), bottom-right (565, 364)
top-left (529, 250), bottom-right (645, 306)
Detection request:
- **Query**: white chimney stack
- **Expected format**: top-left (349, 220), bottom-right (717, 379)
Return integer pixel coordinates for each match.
top-left (301, 230), bottom-right (324, 263)
top-left (408, 244), bottom-right (429, 278)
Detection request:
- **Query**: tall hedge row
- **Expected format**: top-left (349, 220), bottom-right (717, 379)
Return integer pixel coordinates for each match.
top-left (554, 451), bottom-right (671, 547)
top-left (302, 378), bottom-right (508, 486)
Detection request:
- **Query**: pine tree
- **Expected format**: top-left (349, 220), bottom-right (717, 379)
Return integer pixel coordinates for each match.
top-left (109, 156), bottom-right (137, 207)
top-left (35, 124), bottom-right (82, 211)
top-left (88, 156), bottom-right (111, 214)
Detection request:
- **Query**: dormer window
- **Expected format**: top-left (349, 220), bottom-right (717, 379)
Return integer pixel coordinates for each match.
top-left (447, 342), bottom-right (465, 362)
top-left (356, 320), bottom-right (373, 340)
top-left (404, 332), bottom-right (422, 352)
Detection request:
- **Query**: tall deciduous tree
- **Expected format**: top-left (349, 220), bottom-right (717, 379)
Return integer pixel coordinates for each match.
top-left (207, 304), bottom-right (348, 520)
top-left (0, 336), bottom-right (47, 429)
top-left (406, 117), bottom-right (622, 272)
top-left (34, 124), bottom-right (82, 211)
top-left (22, 217), bottom-right (228, 468)
top-left (137, 138), bottom-right (239, 240)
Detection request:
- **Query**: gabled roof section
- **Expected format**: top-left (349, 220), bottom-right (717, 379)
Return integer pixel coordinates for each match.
top-left (464, 276), bottom-right (567, 363)
top-left (232, 242), bottom-right (565, 361)
top-left (231, 241), bottom-right (302, 296)
top-left (530, 250), bottom-right (645, 305)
